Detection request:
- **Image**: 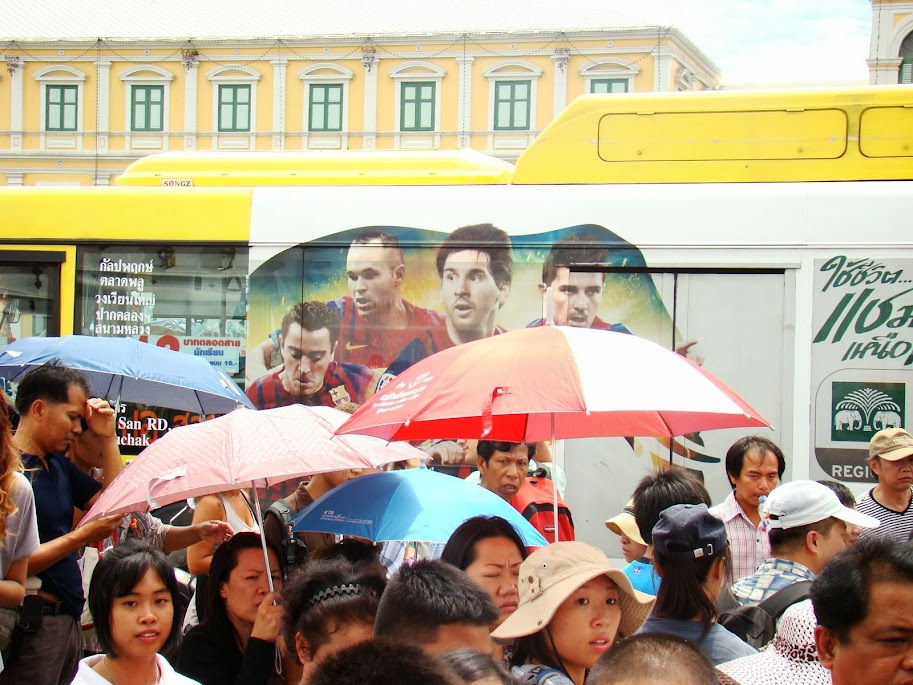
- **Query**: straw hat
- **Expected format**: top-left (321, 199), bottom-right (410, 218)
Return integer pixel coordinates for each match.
top-left (490, 541), bottom-right (654, 641)
top-left (718, 599), bottom-right (830, 685)
top-left (605, 499), bottom-right (646, 546)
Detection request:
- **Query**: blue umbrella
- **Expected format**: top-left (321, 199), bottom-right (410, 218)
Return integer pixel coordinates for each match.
top-left (291, 466), bottom-right (548, 547)
top-left (0, 335), bottom-right (253, 414)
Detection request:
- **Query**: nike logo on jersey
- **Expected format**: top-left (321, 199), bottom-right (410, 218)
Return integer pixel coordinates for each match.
top-left (346, 342), bottom-right (369, 350)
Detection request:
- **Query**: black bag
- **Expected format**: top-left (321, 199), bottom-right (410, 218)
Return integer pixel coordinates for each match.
top-left (718, 580), bottom-right (812, 649)
top-left (265, 499), bottom-right (309, 568)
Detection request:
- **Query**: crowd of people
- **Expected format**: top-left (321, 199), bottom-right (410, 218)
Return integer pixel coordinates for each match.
top-left (2, 358), bottom-right (913, 684)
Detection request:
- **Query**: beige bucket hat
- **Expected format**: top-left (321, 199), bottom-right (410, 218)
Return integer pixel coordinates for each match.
top-left (491, 541), bottom-right (654, 641)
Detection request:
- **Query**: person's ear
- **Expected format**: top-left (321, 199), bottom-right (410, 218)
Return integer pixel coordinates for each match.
top-left (477, 456), bottom-right (487, 475)
top-left (727, 471), bottom-right (738, 487)
top-left (538, 282), bottom-right (548, 295)
top-left (295, 632), bottom-right (313, 664)
top-left (868, 458), bottom-right (880, 477)
top-left (814, 625), bottom-right (838, 671)
top-left (219, 582), bottom-right (229, 600)
top-left (497, 281), bottom-right (511, 308)
top-left (393, 264), bottom-right (405, 286)
top-left (30, 398), bottom-right (47, 421)
top-left (712, 556), bottom-right (726, 582)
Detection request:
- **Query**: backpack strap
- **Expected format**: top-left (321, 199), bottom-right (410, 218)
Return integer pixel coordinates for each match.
top-left (266, 499), bottom-right (304, 567)
top-left (756, 580), bottom-right (812, 622)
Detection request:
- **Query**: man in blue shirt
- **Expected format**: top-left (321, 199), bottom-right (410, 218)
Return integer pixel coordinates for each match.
top-left (4, 362), bottom-right (124, 684)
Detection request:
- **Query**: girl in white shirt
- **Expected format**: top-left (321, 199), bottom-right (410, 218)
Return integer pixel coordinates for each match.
top-left (72, 541), bottom-right (199, 685)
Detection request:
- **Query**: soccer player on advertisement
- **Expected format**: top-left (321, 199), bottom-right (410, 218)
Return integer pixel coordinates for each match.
top-left (247, 230), bottom-right (444, 381)
top-left (245, 301), bottom-right (373, 409)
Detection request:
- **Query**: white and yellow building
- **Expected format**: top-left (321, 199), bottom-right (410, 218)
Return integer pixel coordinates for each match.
top-left (869, 0), bottom-right (913, 83)
top-left (0, 9), bottom-right (719, 185)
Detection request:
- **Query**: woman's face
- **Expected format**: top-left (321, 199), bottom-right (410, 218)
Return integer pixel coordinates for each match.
top-left (108, 568), bottom-right (174, 659)
top-left (220, 548), bottom-right (283, 629)
top-left (464, 536), bottom-right (523, 627)
top-left (549, 574), bottom-right (622, 673)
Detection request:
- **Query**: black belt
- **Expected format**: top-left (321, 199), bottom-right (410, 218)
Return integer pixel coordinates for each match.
top-left (39, 598), bottom-right (64, 616)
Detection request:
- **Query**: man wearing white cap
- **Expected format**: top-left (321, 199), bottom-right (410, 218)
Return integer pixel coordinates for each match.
top-left (731, 480), bottom-right (879, 607)
top-left (856, 427), bottom-right (913, 542)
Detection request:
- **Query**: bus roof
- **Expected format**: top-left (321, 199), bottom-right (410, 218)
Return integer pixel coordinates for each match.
top-left (512, 86), bottom-right (913, 184)
top-left (115, 149), bottom-right (515, 187)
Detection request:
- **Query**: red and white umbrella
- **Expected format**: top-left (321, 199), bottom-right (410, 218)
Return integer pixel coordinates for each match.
top-left (81, 404), bottom-right (423, 525)
top-left (337, 326), bottom-right (770, 443)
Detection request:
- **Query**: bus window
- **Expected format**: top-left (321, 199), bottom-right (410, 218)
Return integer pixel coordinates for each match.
top-left (0, 256), bottom-right (61, 345)
top-left (74, 244), bottom-right (249, 382)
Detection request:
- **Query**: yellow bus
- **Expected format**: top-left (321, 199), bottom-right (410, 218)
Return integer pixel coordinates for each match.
top-left (2, 86), bottom-right (911, 548)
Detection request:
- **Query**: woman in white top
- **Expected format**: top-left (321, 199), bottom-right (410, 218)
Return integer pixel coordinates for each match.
top-left (185, 490), bottom-right (258, 629)
top-left (0, 406), bottom-right (39, 611)
top-left (72, 540), bottom-right (200, 684)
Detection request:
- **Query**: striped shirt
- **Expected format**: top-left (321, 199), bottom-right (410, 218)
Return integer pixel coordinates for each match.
top-left (709, 491), bottom-right (770, 582)
top-left (246, 361), bottom-right (373, 410)
top-left (856, 487), bottom-right (913, 543)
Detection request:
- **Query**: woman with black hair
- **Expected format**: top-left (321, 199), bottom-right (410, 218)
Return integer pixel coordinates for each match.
top-left (72, 540), bottom-right (198, 684)
top-left (178, 532), bottom-right (284, 685)
top-left (636, 503), bottom-right (756, 665)
top-left (280, 556), bottom-right (387, 684)
top-left (441, 515), bottom-right (528, 661)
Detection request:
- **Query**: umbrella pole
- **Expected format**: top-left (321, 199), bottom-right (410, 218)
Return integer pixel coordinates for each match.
top-left (251, 486), bottom-right (276, 594)
top-left (551, 413), bottom-right (559, 543)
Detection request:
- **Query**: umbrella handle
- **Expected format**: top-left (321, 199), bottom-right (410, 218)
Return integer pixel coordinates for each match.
top-left (250, 490), bottom-right (275, 594)
top-left (146, 467), bottom-right (187, 509)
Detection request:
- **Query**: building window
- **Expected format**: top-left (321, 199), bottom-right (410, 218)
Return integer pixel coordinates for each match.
top-left (590, 79), bottom-right (629, 94)
top-left (46, 84), bottom-right (78, 131)
top-left (400, 82), bottom-right (435, 131)
top-left (218, 84), bottom-right (251, 132)
top-left (900, 32), bottom-right (913, 84)
top-left (494, 80), bottom-right (531, 130)
top-left (309, 84), bottom-right (343, 132)
top-left (131, 85), bottom-right (164, 132)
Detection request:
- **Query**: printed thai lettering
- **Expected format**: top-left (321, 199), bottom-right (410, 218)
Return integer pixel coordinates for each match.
top-left (888, 305), bottom-right (913, 329)
top-left (193, 349), bottom-right (224, 357)
top-left (819, 255), bottom-right (903, 292)
top-left (93, 324), bottom-right (152, 336)
top-left (814, 287), bottom-right (913, 343)
top-left (98, 258), bottom-right (155, 274)
top-left (94, 291), bottom-right (156, 306)
top-left (183, 338), bottom-right (241, 347)
top-left (840, 333), bottom-right (913, 362)
top-left (96, 307), bottom-right (147, 323)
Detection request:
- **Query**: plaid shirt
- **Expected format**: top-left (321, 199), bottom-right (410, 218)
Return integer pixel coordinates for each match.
top-left (730, 557), bottom-right (816, 606)
top-left (709, 491), bottom-right (770, 581)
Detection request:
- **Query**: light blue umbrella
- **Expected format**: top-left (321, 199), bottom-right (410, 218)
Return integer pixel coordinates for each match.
top-left (0, 335), bottom-right (253, 414)
top-left (291, 465), bottom-right (548, 547)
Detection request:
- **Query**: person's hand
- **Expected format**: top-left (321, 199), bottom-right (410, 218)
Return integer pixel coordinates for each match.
top-left (249, 591), bottom-right (283, 643)
top-left (196, 520), bottom-right (234, 546)
top-left (425, 440), bottom-right (467, 464)
top-left (85, 398), bottom-right (116, 438)
top-left (79, 514), bottom-right (125, 544)
top-left (675, 340), bottom-right (705, 366)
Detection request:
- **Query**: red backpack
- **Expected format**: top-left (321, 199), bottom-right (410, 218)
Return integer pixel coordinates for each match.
top-left (510, 477), bottom-right (575, 544)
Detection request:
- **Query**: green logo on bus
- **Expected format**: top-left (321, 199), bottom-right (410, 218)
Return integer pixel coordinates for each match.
top-left (831, 381), bottom-right (904, 442)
